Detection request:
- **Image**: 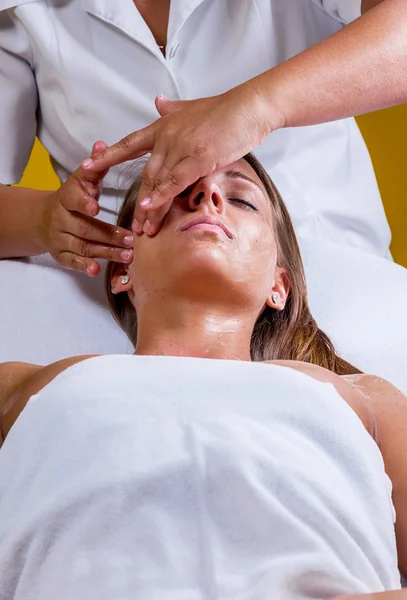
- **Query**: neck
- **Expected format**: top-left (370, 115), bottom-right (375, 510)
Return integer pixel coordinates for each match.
top-left (134, 297), bottom-right (255, 361)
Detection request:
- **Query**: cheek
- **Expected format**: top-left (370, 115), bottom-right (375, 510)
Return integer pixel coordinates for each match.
top-left (232, 222), bottom-right (276, 280)
top-left (130, 232), bottom-right (177, 284)
top-left (129, 206), bottom-right (181, 278)
top-left (128, 238), bottom-right (155, 282)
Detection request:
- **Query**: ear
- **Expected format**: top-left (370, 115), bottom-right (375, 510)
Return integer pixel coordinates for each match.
top-left (266, 267), bottom-right (290, 311)
top-left (110, 263), bottom-right (133, 296)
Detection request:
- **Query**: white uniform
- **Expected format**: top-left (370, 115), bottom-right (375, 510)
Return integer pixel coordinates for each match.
top-left (0, 356), bottom-right (400, 599)
top-left (0, 0), bottom-right (392, 363)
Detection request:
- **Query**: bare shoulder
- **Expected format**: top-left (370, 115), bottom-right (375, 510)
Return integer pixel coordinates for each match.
top-left (342, 373), bottom-right (407, 441)
top-left (263, 360), bottom-right (378, 439)
top-left (340, 373), bottom-right (405, 405)
top-left (0, 354), bottom-right (99, 446)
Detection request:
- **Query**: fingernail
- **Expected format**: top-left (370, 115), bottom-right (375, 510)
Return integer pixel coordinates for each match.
top-left (120, 250), bottom-right (132, 262)
top-left (86, 266), bottom-right (94, 276)
top-left (86, 203), bottom-right (97, 216)
top-left (140, 197), bottom-right (151, 208)
top-left (82, 158), bottom-right (94, 169)
top-left (132, 219), bottom-right (143, 233)
top-left (123, 235), bottom-right (134, 246)
top-left (143, 220), bottom-right (152, 234)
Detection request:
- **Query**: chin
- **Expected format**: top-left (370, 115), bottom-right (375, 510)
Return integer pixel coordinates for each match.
top-left (173, 247), bottom-right (234, 299)
top-left (187, 243), bottom-right (231, 271)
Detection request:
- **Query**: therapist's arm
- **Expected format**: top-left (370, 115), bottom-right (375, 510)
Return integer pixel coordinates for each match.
top-left (0, 182), bottom-right (127, 273)
top-left (0, 153), bottom-right (134, 274)
top-left (251, 0), bottom-right (407, 129)
top-left (362, 0), bottom-right (385, 12)
top-left (0, 185), bottom-right (53, 257)
top-left (88, 0), bottom-right (407, 222)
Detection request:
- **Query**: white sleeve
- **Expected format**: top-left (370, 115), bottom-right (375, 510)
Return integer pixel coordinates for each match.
top-left (318, 0), bottom-right (362, 24)
top-left (0, 9), bottom-right (37, 184)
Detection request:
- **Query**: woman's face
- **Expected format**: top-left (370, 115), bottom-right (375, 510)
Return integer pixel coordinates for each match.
top-left (122, 158), bottom-right (287, 315)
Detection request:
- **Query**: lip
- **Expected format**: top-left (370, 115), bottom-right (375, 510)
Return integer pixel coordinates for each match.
top-left (180, 216), bottom-right (233, 239)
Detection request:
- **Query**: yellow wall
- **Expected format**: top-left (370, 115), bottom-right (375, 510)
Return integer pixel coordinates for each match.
top-left (19, 140), bottom-right (60, 190)
top-left (357, 106), bottom-right (407, 268)
top-left (18, 108), bottom-right (407, 267)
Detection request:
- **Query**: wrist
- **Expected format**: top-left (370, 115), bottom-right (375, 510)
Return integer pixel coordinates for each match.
top-left (32, 190), bottom-right (55, 255)
top-left (237, 70), bottom-right (288, 138)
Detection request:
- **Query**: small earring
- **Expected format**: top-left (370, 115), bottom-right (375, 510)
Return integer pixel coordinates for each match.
top-left (121, 275), bottom-right (130, 285)
top-left (272, 294), bottom-right (279, 304)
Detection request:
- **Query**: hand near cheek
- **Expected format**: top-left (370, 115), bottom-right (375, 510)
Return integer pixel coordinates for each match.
top-left (132, 201), bottom-right (171, 236)
top-left (38, 141), bottom-right (134, 275)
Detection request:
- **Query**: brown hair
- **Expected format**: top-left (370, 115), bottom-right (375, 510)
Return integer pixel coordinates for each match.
top-left (106, 154), bottom-right (361, 375)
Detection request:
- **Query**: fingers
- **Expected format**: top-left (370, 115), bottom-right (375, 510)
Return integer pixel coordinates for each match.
top-left (61, 166), bottom-right (107, 219)
top-left (61, 154), bottom-right (109, 216)
top-left (59, 140), bottom-right (110, 217)
top-left (56, 253), bottom-right (102, 277)
top-left (74, 163), bottom-right (108, 186)
top-left (50, 141), bottom-right (136, 276)
top-left (90, 140), bottom-right (109, 201)
top-left (66, 236), bottom-right (133, 264)
top-left (51, 213), bottom-right (134, 276)
top-left (142, 201), bottom-right (172, 236)
top-left (60, 187), bottom-right (101, 217)
top-left (69, 214), bottom-right (134, 250)
top-left (92, 140), bottom-right (108, 155)
top-left (82, 126), bottom-right (155, 171)
top-left (56, 232), bottom-right (134, 277)
top-left (75, 165), bottom-right (109, 198)
top-left (134, 155), bottom-right (205, 235)
top-left (142, 157), bottom-right (205, 211)
top-left (132, 151), bottom-right (166, 231)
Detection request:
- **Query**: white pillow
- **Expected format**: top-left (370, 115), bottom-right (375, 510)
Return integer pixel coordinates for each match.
top-left (299, 238), bottom-right (407, 395)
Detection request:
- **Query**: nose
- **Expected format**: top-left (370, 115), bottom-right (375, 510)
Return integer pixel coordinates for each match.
top-left (188, 179), bottom-right (225, 214)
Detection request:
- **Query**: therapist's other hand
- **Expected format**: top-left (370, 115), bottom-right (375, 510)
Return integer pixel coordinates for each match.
top-left (83, 87), bottom-right (278, 235)
top-left (38, 142), bottom-right (134, 276)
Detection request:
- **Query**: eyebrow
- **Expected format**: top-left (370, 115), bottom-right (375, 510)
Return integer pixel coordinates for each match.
top-left (223, 169), bottom-right (264, 193)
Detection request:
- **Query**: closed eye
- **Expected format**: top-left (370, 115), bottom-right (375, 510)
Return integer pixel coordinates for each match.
top-left (228, 198), bottom-right (258, 211)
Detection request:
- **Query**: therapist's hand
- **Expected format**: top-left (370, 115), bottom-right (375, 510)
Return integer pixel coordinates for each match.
top-left (38, 141), bottom-right (134, 276)
top-left (83, 87), bottom-right (280, 235)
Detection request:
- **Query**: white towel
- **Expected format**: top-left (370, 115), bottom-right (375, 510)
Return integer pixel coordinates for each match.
top-left (0, 355), bottom-right (399, 599)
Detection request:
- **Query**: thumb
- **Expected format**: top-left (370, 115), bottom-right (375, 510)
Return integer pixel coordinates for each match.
top-left (91, 140), bottom-right (108, 156)
top-left (155, 94), bottom-right (187, 116)
top-left (76, 141), bottom-right (109, 185)
top-left (75, 165), bottom-right (106, 186)
top-left (80, 140), bottom-right (109, 189)
top-left (89, 140), bottom-right (109, 200)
